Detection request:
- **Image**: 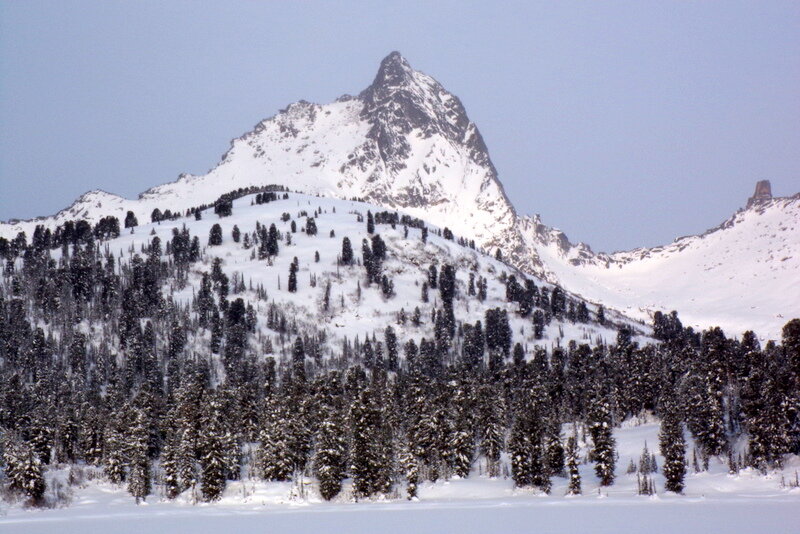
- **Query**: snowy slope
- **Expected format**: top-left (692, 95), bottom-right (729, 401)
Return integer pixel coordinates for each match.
top-left (89, 192), bottom-right (634, 358)
top-left (1, 51), bottom-right (796, 339)
top-left (528, 194), bottom-right (800, 340)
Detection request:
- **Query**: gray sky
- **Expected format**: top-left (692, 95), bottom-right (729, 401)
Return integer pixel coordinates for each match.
top-left (1, 1), bottom-right (798, 253)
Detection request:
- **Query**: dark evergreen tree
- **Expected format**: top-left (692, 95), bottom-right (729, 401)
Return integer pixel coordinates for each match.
top-left (127, 410), bottom-right (152, 503)
top-left (385, 326), bottom-right (398, 371)
top-left (124, 211), bottom-right (138, 229)
top-left (341, 237), bottom-right (353, 265)
top-left (313, 408), bottom-right (347, 501)
top-left (305, 217), bottom-right (318, 236)
top-left (162, 429), bottom-right (182, 500)
top-left (349, 388), bottom-right (391, 499)
top-left (288, 259), bottom-right (298, 293)
top-left (589, 393), bottom-right (616, 486)
top-left (565, 434), bottom-right (581, 495)
top-left (258, 401), bottom-right (293, 482)
top-left (366, 211), bottom-right (375, 234)
top-left (267, 223), bottom-right (280, 257)
top-left (208, 224), bottom-right (223, 246)
top-left (659, 411), bottom-right (687, 493)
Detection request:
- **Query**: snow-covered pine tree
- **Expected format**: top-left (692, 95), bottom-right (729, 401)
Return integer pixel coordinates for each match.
top-left (588, 393), bottom-right (616, 487)
top-left (565, 433), bottom-right (582, 495)
top-left (366, 210), bottom-right (375, 234)
top-left (340, 236), bottom-right (353, 265)
top-left (127, 410), bottom-right (152, 504)
top-left (449, 407), bottom-right (475, 478)
top-left (509, 416), bottom-right (532, 487)
top-left (313, 407), bottom-right (347, 501)
top-left (103, 411), bottom-right (127, 484)
top-left (198, 415), bottom-right (227, 501)
top-left (659, 409), bottom-right (687, 493)
top-left (546, 425), bottom-right (565, 477)
top-left (208, 224), bottom-right (222, 246)
top-left (349, 388), bottom-right (391, 499)
top-left (162, 428), bottom-right (182, 500)
top-left (288, 259), bottom-right (298, 293)
top-left (477, 384), bottom-right (504, 478)
top-left (2, 436), bottom-right (46, 504)
top-left (258, 401), bottom-right (293, 482)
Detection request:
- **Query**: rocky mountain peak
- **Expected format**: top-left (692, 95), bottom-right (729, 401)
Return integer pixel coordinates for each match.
top-left (367, 51), bottom-right (414, 89)
top-left (357, 51), bottom-right (498, 180)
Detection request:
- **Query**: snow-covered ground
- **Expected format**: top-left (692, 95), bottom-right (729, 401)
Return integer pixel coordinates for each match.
top-left (3, 419), bottom-right (798, 533)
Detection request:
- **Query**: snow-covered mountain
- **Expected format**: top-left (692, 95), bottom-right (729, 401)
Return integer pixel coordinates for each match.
top-left (0, 51), bottom-right (526, 269)
top-left (2, 52), bottom-right (797, 339)
top-left (527, 188), bottom-right (800, 340)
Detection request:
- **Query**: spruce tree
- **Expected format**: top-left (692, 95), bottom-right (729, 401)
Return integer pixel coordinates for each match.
top-left (20, 449), bottom-right (46, 503)
top-left (479, 387), bottom-right (505, 478)
top-left (341, 237), bottom-right (353, 265)
top-left (258, 401), bottom-right (293, 481)
top-left (659, 411), bottom-right (687, 493)
top-left (198, 398), bottom-right (229, 502)
top-left (124, 211), bottom-right (138, 229)
top-left (509, 416), bottom-right (532, 487)
top-left (350, 388), bottom-right (390, 499)
top-left (565, 434), bottom-right (582, 495)
top-left (313, 408), bottom-right (347, 501)
top-left (266, 223), bottom-right (280, 256)
top-left (103, 412), bottom-right (127, 484)
top-left (367, 211), bottom-right (375, 234)
top-left (288, 259), bottom-right (298, 293)
top-left (162, 430), bottom-right (182, 500)
top-left (589, 393), bottom-right (616, 486)
top-left (127, 410), bottom-right (152, 503)
top-left (208, 224), bottom-right (223, 246)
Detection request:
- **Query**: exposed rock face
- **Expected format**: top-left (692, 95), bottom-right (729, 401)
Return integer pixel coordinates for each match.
top-left (747, 180), bottom-right (773, 208)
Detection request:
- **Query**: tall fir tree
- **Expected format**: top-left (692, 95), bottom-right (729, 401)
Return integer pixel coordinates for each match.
top-left (313, 408), bottom-right (348, 501)
top-left (565, 433), bottom-right (582, 495)
top-left (659, 411), bottom-right (687, 493)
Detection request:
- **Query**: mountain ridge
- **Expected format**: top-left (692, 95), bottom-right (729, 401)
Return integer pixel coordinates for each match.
top-left (1, 52), bottom-right (797, 338)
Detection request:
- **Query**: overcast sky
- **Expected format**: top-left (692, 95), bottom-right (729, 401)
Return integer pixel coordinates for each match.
top-left (1, 1), bottom-right (798, 252)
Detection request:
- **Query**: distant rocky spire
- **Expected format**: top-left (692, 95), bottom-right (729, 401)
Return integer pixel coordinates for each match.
top-left (747, 180), bottom-right (772, 208)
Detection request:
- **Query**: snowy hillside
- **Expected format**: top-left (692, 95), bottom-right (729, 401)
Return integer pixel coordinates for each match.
top-left (86, 191), bottom-right (633, 354)
top-left (526, 193), bottom-right (800, 340)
